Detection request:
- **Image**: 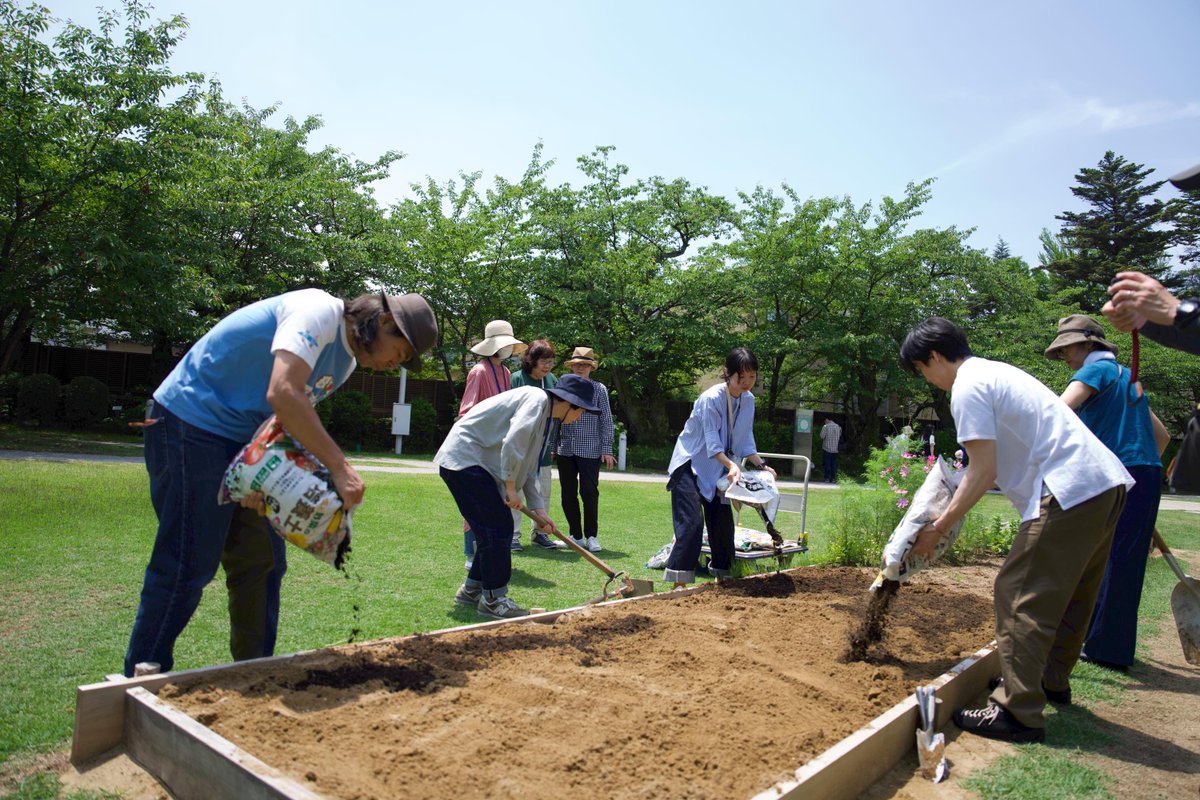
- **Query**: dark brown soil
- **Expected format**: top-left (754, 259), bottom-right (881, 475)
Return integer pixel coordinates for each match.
top-left (846, 578), bottom-right (900, 661)
top-left (157, 567), bottom-right (993, 800)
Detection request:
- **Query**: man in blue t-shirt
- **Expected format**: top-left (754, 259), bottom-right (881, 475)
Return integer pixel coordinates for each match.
top-left (125, 290), bottom-right (437, 676)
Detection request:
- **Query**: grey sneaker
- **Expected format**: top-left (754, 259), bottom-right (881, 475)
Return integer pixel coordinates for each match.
top-left (585, 536), bottom-right (602, 552)
top-left (477, 595), bottom-right (529, 620)
top-left (454, 583), bottom-right (482, 606)
top-left (532, 531), bottom-right (562, 550)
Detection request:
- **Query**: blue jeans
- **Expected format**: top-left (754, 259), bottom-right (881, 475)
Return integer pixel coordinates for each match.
top-left (124, 406), bottom-right (287, 676)
top-left (440, 466), bottom-right (512, 593)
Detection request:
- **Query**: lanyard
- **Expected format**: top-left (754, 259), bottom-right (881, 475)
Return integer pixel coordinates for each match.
top-left (484, 358), bottom-right (504, 394)
top-left (537, 403), bottom-right (554, 476)
top-left (725, 388), bottom-right (739, 455)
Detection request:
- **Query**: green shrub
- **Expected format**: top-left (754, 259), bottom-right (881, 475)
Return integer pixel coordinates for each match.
top-left (404, 396), bottom-right (439, 452)
top-left (626, 442), bottom-right (675, 471)
top-left (822, 433), bottom-right (1017, 568)
top-left (326, 390), bottom-right (377, 450)
top-left (15, 373), bottom-right (61, 425)
top-left (61, 376), bottom-right (111, 429)
top-left (753, 418), bottom-right (792, 454)
top-left (0, 371), bottom-right (21, 419)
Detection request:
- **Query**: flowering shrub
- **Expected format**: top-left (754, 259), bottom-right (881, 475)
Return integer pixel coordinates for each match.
top-left (822, 434), bottom-right (1014, 567)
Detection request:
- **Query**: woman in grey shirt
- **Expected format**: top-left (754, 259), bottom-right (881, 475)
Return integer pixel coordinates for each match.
top-left (434, 374), bottom-right (599, 619)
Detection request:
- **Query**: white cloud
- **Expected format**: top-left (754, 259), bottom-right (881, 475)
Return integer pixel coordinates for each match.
top-left (933, 89), bottom-right (1200, 176)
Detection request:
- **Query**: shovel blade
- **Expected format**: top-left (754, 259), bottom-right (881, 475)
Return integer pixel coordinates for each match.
top-left (1170, 578), bottom-right (1200, 666)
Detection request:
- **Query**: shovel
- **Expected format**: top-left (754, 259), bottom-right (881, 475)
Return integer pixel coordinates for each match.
top-left (1151, 529), bottom-right (1200, 665)
top-left (518, 505), bottom-right (655, 603)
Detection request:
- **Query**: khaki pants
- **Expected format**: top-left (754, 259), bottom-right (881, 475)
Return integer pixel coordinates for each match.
top-left (991, 485), bottom-right (1125, 728)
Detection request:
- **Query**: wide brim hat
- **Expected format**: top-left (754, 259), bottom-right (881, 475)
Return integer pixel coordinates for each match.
top-left (469, 320), bottom-right (528, 357)
top-left (564, 346), bottom-right (599, 367)
top-left (547, 373), bottom-right (600, 412)
top-left (384, 293), bottom-right (438, 372)
top-left (1169, 162), bottom-right (1200, 192)
top-left (1044, 314), bottom-right (1118, 360)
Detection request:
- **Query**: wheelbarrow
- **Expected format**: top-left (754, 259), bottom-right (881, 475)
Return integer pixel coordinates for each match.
top-left (1151, 529), bottom-right (1200, 665)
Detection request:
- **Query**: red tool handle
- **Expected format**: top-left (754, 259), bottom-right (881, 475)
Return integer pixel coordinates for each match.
top-left (1130, 329), bottom-right (1140, 384)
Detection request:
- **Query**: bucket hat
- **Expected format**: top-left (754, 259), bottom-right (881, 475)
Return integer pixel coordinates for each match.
top-left (547, 374), bottom-right (600, 411)
top-left (1044, 314), bottom-right (1118, 360)
top-left (1169, 162), bottom-right (1200, 192)
top-left (469, 320), bottom-right (528, 357)
top-left (383, 293), bottom-right (438, 372)
top-left (564, 346), bottom-right (599, 367)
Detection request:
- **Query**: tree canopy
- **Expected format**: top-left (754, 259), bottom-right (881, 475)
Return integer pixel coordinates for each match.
top-left (4, 0), bottom-right (1199, 451)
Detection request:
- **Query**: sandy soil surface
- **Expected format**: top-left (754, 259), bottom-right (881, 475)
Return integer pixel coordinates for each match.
top-left (145, 568), bottom-right (991, 800)
top-left (54, 558), bottom-right (1198, 799)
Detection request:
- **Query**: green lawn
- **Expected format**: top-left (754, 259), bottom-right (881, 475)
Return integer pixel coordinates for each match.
top-left (0, 457), bottom-right (1193, 797)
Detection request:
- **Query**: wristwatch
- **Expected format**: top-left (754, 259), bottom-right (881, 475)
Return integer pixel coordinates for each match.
top-left (1175, 298), bottom-right (1200, 329)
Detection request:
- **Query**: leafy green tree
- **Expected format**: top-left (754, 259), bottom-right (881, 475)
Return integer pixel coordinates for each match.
top-left (725, 185), bottom-right (842, 417)
top-left (0, 0), bottom-right (203, 371)
top-left (1049, 151), bottom-right (1175, 310)
top-left (526, 147), bottom-right (738, 442)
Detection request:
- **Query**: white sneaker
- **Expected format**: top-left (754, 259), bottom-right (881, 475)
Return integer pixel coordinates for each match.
top-left (585, 536), bottom-right (602, 552)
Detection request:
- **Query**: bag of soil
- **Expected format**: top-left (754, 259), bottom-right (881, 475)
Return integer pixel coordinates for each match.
top-left (872, 458), bottom-right (963, 589)
top-left (218, 416), bottom-right (352, 568)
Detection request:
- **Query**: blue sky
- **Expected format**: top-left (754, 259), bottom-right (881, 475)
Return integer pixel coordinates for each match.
top-left (50, 0), bottom-right (1200, 264)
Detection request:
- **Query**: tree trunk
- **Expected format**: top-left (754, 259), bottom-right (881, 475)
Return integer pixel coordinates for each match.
top-left (0, 305), bottom-right (34, 374)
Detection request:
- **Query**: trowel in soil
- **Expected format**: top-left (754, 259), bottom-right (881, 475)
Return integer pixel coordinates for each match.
top-left (1151, 530), bottom-right (1200, 665)
top-left (518, 506), bottom-right (654, 603)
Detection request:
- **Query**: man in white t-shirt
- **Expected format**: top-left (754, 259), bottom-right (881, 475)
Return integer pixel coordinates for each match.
top-left (900, 317), bottom-right (1131, 744)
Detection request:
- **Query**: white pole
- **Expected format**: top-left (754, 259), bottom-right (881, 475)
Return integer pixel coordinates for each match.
top-left (394, 368), bottom-right (408, 455)
top-left (618, 431), bottom-right (627, 471)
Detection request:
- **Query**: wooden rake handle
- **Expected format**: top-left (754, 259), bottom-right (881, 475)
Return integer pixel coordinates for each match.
top-left (517, 504), bottom-right (622, 580)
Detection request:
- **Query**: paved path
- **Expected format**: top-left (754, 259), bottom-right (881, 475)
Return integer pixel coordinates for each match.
top-left (4, 449), bottom-right (1199, 513)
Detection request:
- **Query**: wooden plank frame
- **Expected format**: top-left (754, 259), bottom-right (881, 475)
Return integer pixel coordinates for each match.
top-left (124, 687), bottom-right (324, 800)
top-left (72, 574), bottom-right (997, 799)
top-left (751, 644), bottom-right (998, 800)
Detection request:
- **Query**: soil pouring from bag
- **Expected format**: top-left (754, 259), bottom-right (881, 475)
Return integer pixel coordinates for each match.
top-left (845, 578), bottom-right (900, 662)
top-left (337, 554), bottom-right (364, 644)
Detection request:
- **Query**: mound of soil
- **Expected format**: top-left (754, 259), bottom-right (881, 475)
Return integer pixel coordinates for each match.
top-left (159, 568), bottom-right (993, 800)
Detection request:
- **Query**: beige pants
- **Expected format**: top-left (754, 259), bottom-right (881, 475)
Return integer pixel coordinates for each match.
top-left (991, 485), bottom-right (1125, 727)
top-left (512, 468), bottom-right (553, 537)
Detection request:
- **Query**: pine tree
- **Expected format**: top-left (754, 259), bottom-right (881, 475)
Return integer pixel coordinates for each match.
top-left (1050, 151), bottom-right (1176, 310)
top-left (991, 237), bottom-right (1012, 260)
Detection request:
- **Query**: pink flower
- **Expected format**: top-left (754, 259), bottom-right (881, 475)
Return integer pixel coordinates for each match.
top-left (902, 452), bottom-right (915, 460)
top-left (927, 455), bottom-right (936, 465)
top-left (880, 468), bottom-right (891, 477)
top-left (899, 467), bottom-right (909, 478)
top-left (897, 498), bottom-right (910, 509)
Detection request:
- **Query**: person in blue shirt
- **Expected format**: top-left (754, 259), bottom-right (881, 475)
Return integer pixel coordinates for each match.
top-left (663, 347), bottom-right (775, 587)
top-left (124, 289), bottom-right (437, 677)
top-left (1045, 314), bottom-right (1165, 671)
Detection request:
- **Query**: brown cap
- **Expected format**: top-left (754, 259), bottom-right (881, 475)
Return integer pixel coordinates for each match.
top-left (384, 293), bottom-right (438, 371)
top-left (564, 346), bottom-right (599, 367)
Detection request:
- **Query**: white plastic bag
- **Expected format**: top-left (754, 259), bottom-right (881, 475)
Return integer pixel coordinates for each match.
top-left (876, 458), bottom-right (964, 585)
top-left (218, 416), bottom-right (352, 568)
top-left (719, 469), bottom-right (781, 522)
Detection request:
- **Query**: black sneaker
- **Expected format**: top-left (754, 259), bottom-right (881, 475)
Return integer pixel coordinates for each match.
top-left (953, 704), bottom-right (1045, 743)
top-left (531, 531), bottom-right (562, 550)
top-left (510, 535), bottom-right (524, 552)
top-left (988, 676), bottom-right (1071, 706)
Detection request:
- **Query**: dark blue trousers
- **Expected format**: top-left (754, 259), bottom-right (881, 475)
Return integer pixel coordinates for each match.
top-left (1082, 465), bottom-right (1162, 666)
top-left (125, 406), bottom-right (286, 676)
top-left (663, 461), bottom-right (735, 584)
top-left (440, 466), bottom-right (513, 592)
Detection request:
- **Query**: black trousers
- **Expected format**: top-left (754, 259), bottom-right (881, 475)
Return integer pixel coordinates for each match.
top-left (558, 454), bottom-right (601, 539)
top-left (663, 460), bottom-right (735, 584)
top-left (440, 466), bottom-right (512, 592)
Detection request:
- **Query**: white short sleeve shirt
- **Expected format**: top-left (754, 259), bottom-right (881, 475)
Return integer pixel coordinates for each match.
top-left (951, 357), bottom-right (1133, 522)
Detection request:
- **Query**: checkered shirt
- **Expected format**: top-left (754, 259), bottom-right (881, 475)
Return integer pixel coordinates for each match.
top-left (556, 379), bottom-right (614, 459)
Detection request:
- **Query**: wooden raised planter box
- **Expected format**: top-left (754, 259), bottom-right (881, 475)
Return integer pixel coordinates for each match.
top-left (72, 576), bottom-right (996, 800)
